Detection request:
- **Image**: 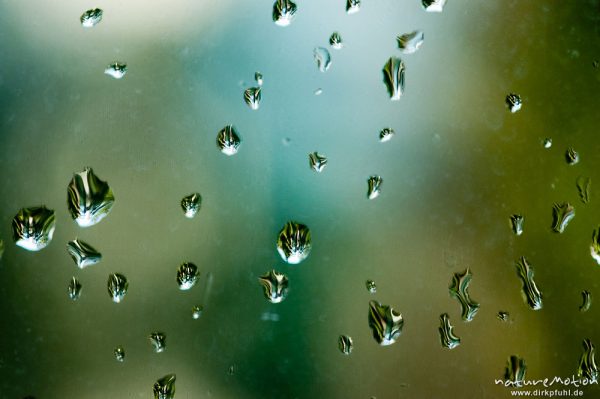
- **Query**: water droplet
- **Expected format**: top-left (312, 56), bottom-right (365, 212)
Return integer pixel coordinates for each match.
top-left (505, 355), bottom-right (527, 387)
top-left (367, 176), bottom-right (383, 200)
top-left (397, 30), bottom-right (424, 54)
top-left (438, 313), bottom-right (460, 349)
top-left (68, 277), bottom-right (82, 300)
top-left (244, 87), bottom-right (261, 110)
top-left (176, 262), bottom-right (200, 290)
top-left (80, 8), bottom-right (103, 28)
top-left (365, 280), bottom-right (377, 294)
top-left (228, 364), bottom-right (236, 375)
top-left (338, 335), bottom-right (353, 355)
top-left (258, 270), bottom-right (289, 303)
top-left (153, 374), bottom-right (176, 399)
top-left (590, 227), bottom-right (600, 265)
top-left (422, 0), bottom-right (447, 12)
top-left (505, 93), bottom-right (522, 113)
top-left (104, 62), bottom-right (127, 79)
top-left (107, 273), bottom-right (128, 303)
top-left (515, 257), bottom-right (543, 310)
top-left (216, 125), bottom-right (241, 156)
top-left (593, 60), bottom-right (599, 68)
top-left (255, 72), bottom-right (263, 86)
top-left (309, 152), bottom-right (327, 172)
top-left (272, 0), bottom-right (297, 27)
top-left (510, 214), bottom-right (524, 236)
top-left (66, 239), bottom-right (102, 269)
top-left (379, 128), bottom-right (395, 143)
top-left (313, 47), bottom-right (331, 72)
top-left (192, 305), bottom-right (204, 319)
top-left (497, 311), bottom-right (510, 322)
top-left (566, 147), bottom-right (580, 165)
top-left (383, 57), bottom-right (405, 101)
top-left (576, 176), bottom-right (591, 204)
top-left (276, 221), bottom-right (312, 264)
top-left (149, 332), bottom-right (167, 353)
top-left (12, 206), bottom-right (56, 251)
top-left (181, 193), bottom-right (201, 218)
top-left (368, 300), bottom-right (404, 346)
top-left (67, 167), bottom-right (115, 227)
top-left (329, 32), bottom-right (343, 49)
top-left (0, 239), bottom-right (4, 260)
top-left (346, 0), bottom-right (361, 14)
top-left (449, 268), bottom-right (480, 321)
top-left (543, 137), bottom-right (552, 148)
top-left (552, 202), bottom-right (575, 233)
top-left (580, 290), bottom-right (592, 313)
top-left (313, 88), bottom-right (323, 96)
top-left (114, 346), bottom-right (125, 362)
top-left (577, 339), bottom-right (598, 383)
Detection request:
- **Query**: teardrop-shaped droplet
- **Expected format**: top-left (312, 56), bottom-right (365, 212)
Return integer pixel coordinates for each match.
top-left (67, 167), bottom-right (115, 227)
top-left (80, 8), bottom-right (103, 28)
top-left (566, 147), bottom-right (580, 165)
top-left (397, 30), bottom-right (424, 54)
top-left (329, 32), bottom-right (343, 49)
top-left (366, 280), bottom-right (377, 294)
top-left (192, 305), bottom-right (204, 319)
top-left (258, 270), bottom-right (289, 303)
top-left (379, 128), bottom-right (395, 142)
top-left (67, 239), bottom-right (102, 269)
top-left (276, 221), bottom-right (312, 264)
top-left (383, 57), bottom-right (405, 101)
top-left (272, 0), bottom-right (297, 27)
top-left (309, 152), bottom-right (327, 172)
top-left (216, 125), bottom-right (241, 156)
top-left (515, 257), bottom-right (543, 310)
top-left (176, 262), bottom-right (200, 291)
top-left (244, 87), bottom-right (261, 110)
top-left (449, 268), bottom-right (480, 321)
top-left (104, 62), bottom-right (127, 79)
top-left (313, 47), bottom-right (331, 72)
top-left (114, 346), bottom-right (125, 362)
top-left (181, 193), bottom-right (201, 218)
top-left (153, 374), bottom-right (176, 399)
top-left (506, 93), bottom-right (522, 113)
top-left (580, 290), bottom-right (592, 313)
top-left (68, 277), bottom-right (82, 300)
top-left (149, 332), bottom-right (167, 353)
top-left (509, 214), bottom-right (524, 236)
top-left (346, 0), bottom-right (361, 14)
top-left (576, 176), bottom-right (591, 204)
top-left (438, 313), bottom-right (460, 349)
top-left (552, 202), bottom-right (575, 233)
top-left (367, 176), bottom-right (383, 199)
top-left (368, 300), bottom-right (404, 346)
top-left (577, 339), bottom-right (598, 383)
top-left (255, 72), bottom-right (263, 86)
top-left (505, 355), bottom-right (527, 387)
top-left (107, 273), bottom-right (128, 303)
top-left (338, 335), bottom-right (353, 355)
top-left (12, 206), bottom-right (56, 251)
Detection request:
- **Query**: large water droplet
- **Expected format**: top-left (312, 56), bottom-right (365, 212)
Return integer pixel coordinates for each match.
top-left (192, 305), bottom-right (204, 319)
top-left (580, 290), bottom-right (592, 313)
top-left (66, 239), bottom-right (102, 269)
top-left (366, 280), bottom-right (377, 294)
top-left (515, 257), bottom-right (543, 310)
top-left (276, 221), bottom-right (312, 264)
top-left (68, 277), bottom-right (82, 300)
top-left (367, 176), bottom-right (383, 199)
top-left (309, 152), bottom-right (327, 172)
top-left (338, 335), bottom-right (353, 355)
top-left (12, 206), bottom-right (56, 251)
top-left (272, 0), bottom-right (297, 27)
top-left (244, 87), bottom-right (261, 110)
top-left (510, 214), bottom-right (524, 236)
top-left (114, 346), bottom-right (125, 362)
top-left (577, 339), bottom-right (598, 383)
top-left (313, 47), bottom-right (331, 72)
top-left (104, 62), bottom-right (127, 79)
top-left (397, 30), bottom-right (424, 54)
top-left (67, 167), bottom-right (115, 227)
top-left (149, 332), bottom-right (167, 353)
top-left (383, 57), bottom-right (405, 101)
top-left (346, 0), bottom-right (361, 14)
top-left (438, 313), bottom-right (460, 349)
top-left (107, 273), bottom-right (128, 303)
top-left (552, 202), bottom-right (575, 233)
top-left (379, 128), bottom-right (395, 142)
top-left (576, 176), bottom-right (591, 204)
top-left (153, 374), bottom-right (176, 399)
top-left (449, 268), bottom-right (480, 321)
top-left (368, 300), bottom-right (404, 346)
top-left (80, 8), bottom-right (103, 28)
top-left (258, 270), bottom-right (289, 303)
top-left (181, 193), bottom-right (201, 218)
top-left (329, 32), bottom-right (343, 49)
top-left (566, 147), bottom-right (580, 165)
top-left (590, 227), bottom-right (600, 265)
top-left (505, 93), bottom-right (522, 113)
top-left (176, 262), bottom-right (200, 290)
top-left (505, 355), bottom-right (527, 387)
top-left (216, 125), bottom-right (241, 156)
top-left (422, 0), bottom-right (447, 12)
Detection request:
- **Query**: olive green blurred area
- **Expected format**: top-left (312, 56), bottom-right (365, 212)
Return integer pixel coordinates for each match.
top-left (1, 0), bottom-right (600, 398)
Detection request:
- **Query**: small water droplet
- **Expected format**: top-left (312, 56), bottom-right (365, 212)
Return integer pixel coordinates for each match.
top-left (383, 57), bottom-right (405, 101)
top-left (66, 239), bottom-right (102, 269)
top-left (593, 60), bottom-right (599, 68)
top-left (258, 270), bottom-right (289, 303)
top-left (255, 72), bottom-right (263, 86)
top-left (329, 32), bottom-right (343, 49)
top-left (367, 176), bottom-right (383, 199)
top-left (379, 128), bottom-right (395, 142)
top-left (276, 221), bottom-right (312, 264)
top-left (153, 374), bottom-right (176, 399)
top-left (576, 176), bottom-right (591, 204)
top-left (515, 257), bottom-right (543, 310)
top-left (577, 339), bottom-right (598, 383)
top-left (216, 125), bottom-right (241, 156)
top-left (449, 268), bottom-right (480, 321)
top-left (580, 290), bottom-right (592, 313)
top-left (397, 30), bottom-right (424, 54)
top-left (309, 152), bottom-right (327, 172)
top-left (313, 47), bottom-right (331, 72)
top-left (368, 300), bottom-right (404, 346)
top-left (67, 167), bottom-right (115, 227)
top-left (244, 87), bottom-right (261, 110)
top-left (543, 137), bottom-right (552, 148)
top-left (0, 239), bottom-right (4, 261)
top-left (176, 262), bottom-right (200, 290)
top-left (509, 214), bottom-right (524, 236)
top-left (107, 273), bottom-right (128, 303)
top-left (338, 335), bottom-right (353, 355)
top-left (192, 305), bottom-right (204, 319)
top-left (566, 147), bottom-right (580, 165)
top-left (506, 93), bottom-right (522, 113)
top-left (505, 355), bottom-right (527, 387)
top-left (497, 311), bottom-right (510, 322)
top-left (365, 280), bottom-right (377, 294)
top-left (80, 8), bottom-right (103, 28)
top-left (552, 202), bottom-right (575, 233)
top-left (104, 62), bottom-right (127, 79)
top-left (272, 0), bottom-right (297, 27)
top-left (346, 0), bottom-right (361, 14)
top-left (590, 227), bottom-right (600, 265)
top-left (438, 313), bottom-right (460, 349)
top-left (149, 332), bottom-right (167, 353)
top-left (228, 364), bottom-right (235, 375)
top-left (181, 193), bottom-right (201, 218)
top-left (114, 346), bottom-right (125, 362)
top-left (313, 88), bottom-right (323, 96)
top-left (12, 206), bottom-right (56, 251)
top-left (68, 277), bottom-right (82, 300)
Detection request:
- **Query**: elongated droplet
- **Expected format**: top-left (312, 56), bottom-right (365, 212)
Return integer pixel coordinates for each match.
top-left (114, 346), bottom-right (125, 362)
top-left (258, 270), bottom-right (289, 303)
top-left (422, 0), bottom-right (446, 12)
top-left (216, 125), bottom-right (241, 156)
top-left (397, 30), bottom-right (424, 54)
top-left (329, 32), bottom-right (343, 49)
top-left (107, 273), bottom-right (128, 303)
top-left (367, 176), bottom-right (383, 200)
top-left (515, 257), bottom-right (543, 310)
top-left (255, 72), bottom-right (263, 86)
top-left (12, 206), bottom-right (56, 251)
top-left (580, 290), bottom-right (592, 312)
top-left (314, 47), bottom-right (331, 72)
top-left (346, 0), bottom-right (361, 14)
top-left (244, 87), bottom-right (261, 110)
top-left (505, 356), bottom-right (527, 387)
top-left (552, 202), bottom-right (575, 233)
top-left (566, 147), bottom-right (580, 165)
top-left (366, 280), bottom-right (377, 294)
top-left (368, 300), bottom-right (404, 346)
top-left (383, 57), bottom-right (405, 101)
top-left (68, 277), bottom-right (82, 300)
top-left (577, 339), bottom-right (599, 383)
top-left (276, 221), bottom-right (311, 264)
top-left (0, 239), bottom-right (4, 260)
top-left (80, 8), bottom-right (103, 27)
top-left (438, 313), bottom-right (460, 349)
top-left (506, 93), bottom-right (522, 113)
top-left (67, 239), bottom-right (102, 269)
top-left (104, 62), bottom-right (127, 79)
top-left (309, 152), bottom-right (327, 172)
top-left (153, 374), bottom-right (176, 399)
top-left (192, 305), bottom-right (204, 319)
top-left (449, 268), bottom-right (480, 321)
top-left (338, 335), bottom-right (353, 355)
top-left (497, 311), bottom-right (510, 322)
top-left (590, 227), bottom-right (600, 265)
top-left (576, 176), bottom-right (591, 204)
top-left (176, 262), bottom-right (199, 290)
top-left (67, 167), bottom-right (115, 227)
top-left (149, 332), bottom-right (167, 353)
top-left (272, 0), bottom-right (297, 26)
top-left (510, 214), bottom-right (524, 236)
top-left (379, 128), bottom-right (395, 142)
top-left (181, 193), bottom-right (201, 218)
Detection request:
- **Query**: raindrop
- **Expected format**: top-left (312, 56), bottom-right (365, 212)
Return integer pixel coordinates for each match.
top-left (591, 227), bottom-right (600, 265)
top-left (397, 30), bottom-right (424, 54)
top-left (181, 193), bottom-right (201, 218)
top-left (365, 280), bottom-right (377, 294)
top-left (255, 72), bottom-right (263, 86)
top-left (505, 355), bottom-right (527, 387)
top-left (216, 125), bottom-right (241, 156)
top-left (68, 277), bottom-right (82, 300)
top-left (552, 202), bottom-right (575, 233)
top-left (379, 128), bottom-right (395, 142)
top-left (314, 88), bottom-right (323, 96)
top-left (509, 214), bottom-right (524, 236)
top-left (383, 57), bottom-right (405, 101)
top-left (313, 47), bottom-right (331, 72)
top-left (497, 311), bottom-right (510, 322)
top-left (438, 313), bottom-right (460, 349)
top-left (367, 176), bottom-right (383, 200)
top-left (346, 0), bottom-right (361, 14)
top-left (515, 257), bottom-right (543, 310)
top-left (107, 273), bottom-right (128, 303)
top-left (258, 270), bottom-right (289, 303)
top-left (577, 339), bottom-right (598, 383)
top-left (228, 364), bottom-right (236, 375)
top-left (176, 262), bottom-right (200, 291)
top-left (543, 138), bottom-right (552, 148)
top-left (580, 290), bottom-right (592, 313)
top-left (104, 62), bottom-right (127, 79)
top-left (244, 87), bottom-right (261, 110)
top-left (153, 374), bottom-right (176, 399)
top-left (329, 32), bottom-right (343, 49)
top-left (0, 239), bottom-right (3, 260)
top-left (272, 0), bottom-right (297, 27)
top-left (67, 167), bottom-right (115, 227)
top-left (449, 268), bottom-right (480, 321)
top-left (368, 300), bottom-right (404, 346)
top-left (66, 239), bottom-right (102, 269)
top-left (309, 152), bottom-right (327, 173)
top-left (12, 206), bottom-right (56, 251)
top-left (114, 346), bottom-right (125, 362)
top-left (149, 332), bottom-right (167, 353)
top-left (566, 147), bottom-right (580, 165)
top-left (80, 8), bottom-right (103, 28)
top-left (422, 0), bottom-right (447, 12)
top-left (192, 305), bottom-right (204, 319)
top-left (276, 221), bottom-right (312, 264)
top-left (505, 93), bottom-right (522, 113)
top-left (576, 176), bottom-right (591, 204)
top-left (338, 335), bottom-right (353, 355)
